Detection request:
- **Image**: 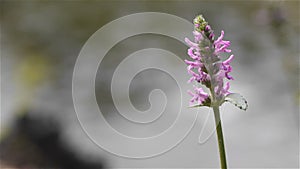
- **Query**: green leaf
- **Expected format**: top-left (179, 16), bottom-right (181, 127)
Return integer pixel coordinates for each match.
top-left (224, 93), bottom-right (248, 111)
top-left (188, 104), bottom-right (209, 108)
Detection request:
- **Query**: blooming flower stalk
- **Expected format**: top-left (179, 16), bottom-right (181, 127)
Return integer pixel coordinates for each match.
top-left (185, 15), bottom-right (248, 169)
top-left (185, 15), bottom-right (235, 107)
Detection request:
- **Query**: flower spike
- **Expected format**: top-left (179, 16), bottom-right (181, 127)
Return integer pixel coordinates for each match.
top-left (185, 15), bottom-right (247, 110)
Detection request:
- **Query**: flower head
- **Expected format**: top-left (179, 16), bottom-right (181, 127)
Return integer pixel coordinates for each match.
top-left (185, 15), bottom-right (235, 107)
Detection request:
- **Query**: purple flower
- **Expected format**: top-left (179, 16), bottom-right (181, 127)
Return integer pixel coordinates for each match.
top-left (188, 86), bottom-right (209, 106)
top-left (185, 15), bottom-right (235, 107)
top-left (214, 31), bottom-right (232, 54)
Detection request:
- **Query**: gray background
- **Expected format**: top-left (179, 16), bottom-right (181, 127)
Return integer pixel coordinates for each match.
top-left (1, 1), bottom-right (299, 168)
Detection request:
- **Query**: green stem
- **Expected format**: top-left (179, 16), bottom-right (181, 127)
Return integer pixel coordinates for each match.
top-left (204, 47), bottom-right (227, 168)
top-left (213, 106), bottom-right (227, 169)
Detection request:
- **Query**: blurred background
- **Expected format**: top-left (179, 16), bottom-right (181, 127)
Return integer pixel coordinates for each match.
top-left (1, 1), bottom-right (299, 168)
